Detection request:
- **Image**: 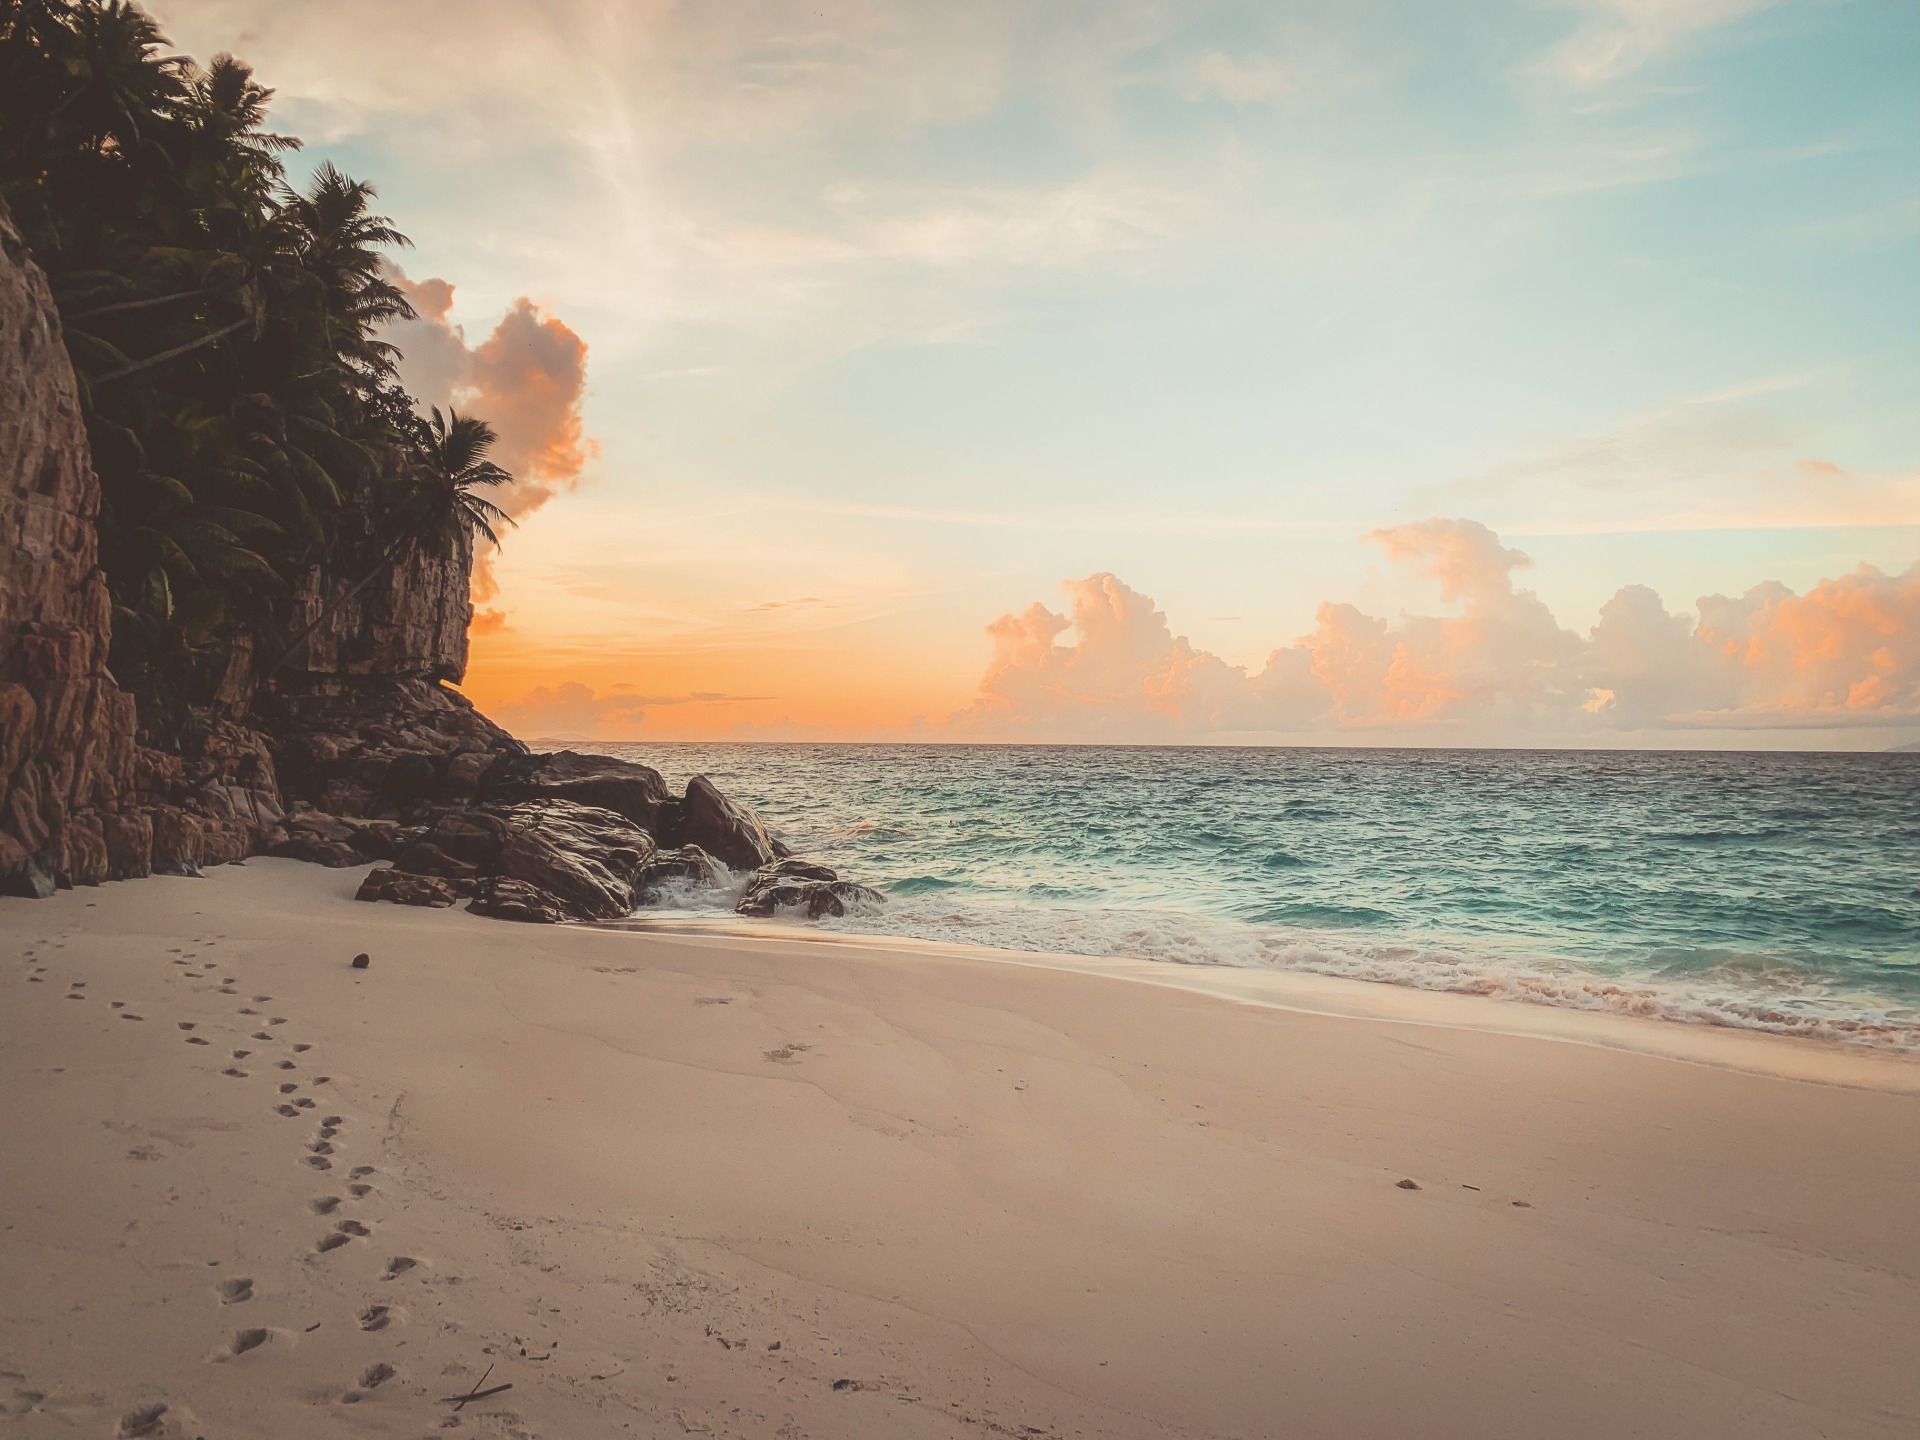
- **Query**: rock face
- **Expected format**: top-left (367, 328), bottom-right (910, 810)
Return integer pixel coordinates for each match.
top-left (280, 528), bottom-right (473, 685)
top-left (0, 208), bottom-right (139, 895)
top-left (356, 799), bottom-right (656, 923)
top-left (486, 748), bottom-right (673, 832)
top-left (735, 858), bottom-right (885, 920)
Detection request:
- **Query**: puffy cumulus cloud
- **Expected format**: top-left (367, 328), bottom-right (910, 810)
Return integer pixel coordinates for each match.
top-left (955, 520), bottom-right (1920, 740)
top-left (1689, 566), bottom-right (1920, 723)
top-left (389, 271), bottom-right (594, 519)
top-left (387, 270), bottom-right (595, 623)
top-left (489, 682), bottom-right (772, 741)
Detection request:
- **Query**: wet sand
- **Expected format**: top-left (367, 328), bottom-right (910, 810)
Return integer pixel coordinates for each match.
top-left (2, 859), bottom-right (1916, 1438)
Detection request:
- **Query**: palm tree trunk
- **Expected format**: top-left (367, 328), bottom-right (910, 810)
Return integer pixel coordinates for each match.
top-left (90, 317), bottom-right (250, 387)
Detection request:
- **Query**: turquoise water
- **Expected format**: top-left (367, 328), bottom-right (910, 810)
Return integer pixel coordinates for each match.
top-left (594, 743), bottom-right (1920, 1049)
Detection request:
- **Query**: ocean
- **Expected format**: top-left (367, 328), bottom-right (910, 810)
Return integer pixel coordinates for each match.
top-left (590, 743), bottom-right (1920, 1050)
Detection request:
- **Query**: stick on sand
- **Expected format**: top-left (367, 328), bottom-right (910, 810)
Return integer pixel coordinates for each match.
top-left (440, 1363), bottom-right (513, 1410)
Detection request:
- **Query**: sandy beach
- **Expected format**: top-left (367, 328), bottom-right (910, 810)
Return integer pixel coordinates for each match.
top-left (3, 861), bottom-right (1917, 1440)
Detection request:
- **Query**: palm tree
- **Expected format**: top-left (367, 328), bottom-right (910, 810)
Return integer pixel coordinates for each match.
top-left (269, 409), bottom-right (514, 671)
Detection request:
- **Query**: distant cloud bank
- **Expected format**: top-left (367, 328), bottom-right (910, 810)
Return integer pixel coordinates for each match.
top-left (953, 520), bottom-right (1919, 740)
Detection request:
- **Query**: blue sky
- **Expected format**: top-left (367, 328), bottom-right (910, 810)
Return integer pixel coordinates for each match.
top-left (156, 0), bottom-right (1920, 742)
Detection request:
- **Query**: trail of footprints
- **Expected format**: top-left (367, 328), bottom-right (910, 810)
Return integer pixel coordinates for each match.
top-left (17, 933), bottom-right (416, 1419)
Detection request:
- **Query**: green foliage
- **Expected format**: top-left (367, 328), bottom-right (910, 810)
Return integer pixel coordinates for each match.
top-left (0, 0), bottom-right (514, 710)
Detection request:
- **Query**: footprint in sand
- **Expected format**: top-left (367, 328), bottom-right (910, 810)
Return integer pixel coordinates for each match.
top-left (275, 1105), bottom-right (300, 1118)
top-left (383, 1256), bottom-right (416, 1278)
top-left (269, 1017), bottom-right (287, 1026)
top-left (217, 1277), bottom-right (253, 1304)
top-left (311, 1196), bottom-right (342, 1215)
top-left (119, 1013), bottom-right (144, 1021)
top-left (276, 1061), bottom-right (296, 1071)
top-left (293, 1098), bottom-right (316, 1109)
top-left (176, 1022), bottom-right (195, 1031)
top-left (347, 1183), bottom-right (372, 1198)
top-left (230, 1327), bottom-right (269, 1355)
top-left (357, 1304), bottom-right (390, 1332)
top-left (292, 1043), bottom-right (312, 1053)
top-left (309, 1141), bottom-right (334, 1155)
top-left (304, 1156), bottom-right (333, 1171)
top-left (221, 1068), bottom-right (248, 1079)
top-left (252, 995), bottom-right (272, 1003)
top-left (350, 1166), bottom-right (376, 1179)
top-left (316, 1233), bottom-right (351, 1253)
top-left (232, 1050), bottom-right (251, 1059)
top-left (237, 1008), bottom-right (258, 1016)
top-left (336, 1220), bottom-right (371, 1237)
top-left (279, 1083), bottom-right (299, 1095)
top-left (116, 1402), bottom-right (169, 1436)
top-left (186, 1037), bottom-right (210, 1046)
top-left (251, 1031), bottom-right (272, 1041)
top-left (111, 1001), bottom-right (124, 1009)
top-left (312, 1076), bottom-right (332, 1086)
top-left (358, 1362), bottom-right (394, 1388)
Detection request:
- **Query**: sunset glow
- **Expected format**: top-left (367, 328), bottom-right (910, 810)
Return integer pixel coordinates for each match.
top-left (148, 0), bottom-right (1919, 747)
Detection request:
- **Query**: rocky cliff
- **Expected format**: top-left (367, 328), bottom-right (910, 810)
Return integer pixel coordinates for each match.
top-left (0, 209), bottom-right (140, 894)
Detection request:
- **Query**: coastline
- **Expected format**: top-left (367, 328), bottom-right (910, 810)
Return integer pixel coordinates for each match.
top-left (605, 912), bottom-right (1920, 1093)
top-left (4, 859), bottom-right (1918, 1438)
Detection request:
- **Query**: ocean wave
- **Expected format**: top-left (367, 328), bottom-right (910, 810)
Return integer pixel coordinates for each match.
top-left (813, 895), bottom-right (1920, 1052)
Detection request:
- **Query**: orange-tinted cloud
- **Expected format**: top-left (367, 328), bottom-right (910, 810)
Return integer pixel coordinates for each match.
top-left (388, 269), bottom-right (595, 622)
top-left (957, 521), bottom-right (1920, 738)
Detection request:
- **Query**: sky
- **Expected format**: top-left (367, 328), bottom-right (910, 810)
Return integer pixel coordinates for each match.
top-left (152, 0), bottom-right (1920, 747)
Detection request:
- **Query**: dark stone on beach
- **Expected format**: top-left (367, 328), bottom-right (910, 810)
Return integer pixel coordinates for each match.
top-left (351, 953), bottom-right (370, 969)
top-left (637, 843), bottom-right (731, 902)
top-left (679, 774), bottom-right (777, 872)
top-left (356, 868), bottom-right (462, 908)
top-left (1396, 1178), bottom-right (1421, 1190)
top-left (735, 860), bottom-right (885, 921)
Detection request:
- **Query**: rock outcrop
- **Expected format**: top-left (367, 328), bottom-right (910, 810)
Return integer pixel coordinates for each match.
top-left (356, 799), bottom-right (656, 923)
top-left (0, 208), bottom-right (139, 895)
top-left (735, 858), bottom-right (885, 920)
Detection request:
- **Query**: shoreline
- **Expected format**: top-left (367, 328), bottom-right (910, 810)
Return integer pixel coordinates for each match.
top-left (4, 859), bottom-right (1918, 1438)
top-left (604, 912), bottom-right (1920, 1093)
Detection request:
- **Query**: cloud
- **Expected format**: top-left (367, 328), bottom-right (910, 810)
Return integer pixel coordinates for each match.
top-left (389, 271), bottom-right (594, 518)
top-left (386, 270), bottom-right (596, 625)
top-left (954, 519), bottom-right (1920, 739)
top-left (1536, 0), bottom-right (1779, 85)
top-left (489, 681), bottom-right (772, 739)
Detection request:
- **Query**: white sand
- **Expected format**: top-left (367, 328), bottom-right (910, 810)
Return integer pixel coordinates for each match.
top-left (2, 860), bottom-right (1916, 1439)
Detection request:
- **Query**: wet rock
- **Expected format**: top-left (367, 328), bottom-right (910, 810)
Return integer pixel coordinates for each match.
top-left (636, 843), bottom-right (731, 902)
top-left (735, 859), bottom-right (885, 921)
top-left (356, 868), bottom-right (463, 908)
top-left (680, 774), bottom-right (777, 871)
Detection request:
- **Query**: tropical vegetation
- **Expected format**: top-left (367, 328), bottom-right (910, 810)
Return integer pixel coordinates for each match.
top-left (0, 0), bottom-right (514, 723)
